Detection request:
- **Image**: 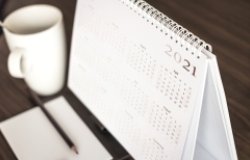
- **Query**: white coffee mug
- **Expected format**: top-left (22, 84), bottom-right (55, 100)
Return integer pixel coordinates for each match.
top-left (3, 4), bottom-right (66, 95)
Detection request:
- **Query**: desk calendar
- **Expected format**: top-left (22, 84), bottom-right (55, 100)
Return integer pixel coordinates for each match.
top-left (68, 0), bottom-right (238, 159)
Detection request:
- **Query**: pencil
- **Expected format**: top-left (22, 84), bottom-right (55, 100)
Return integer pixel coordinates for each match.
top-left (28, 89), bottom-right (78, 155)
top-left (0, 130), bottom-right (18, 160)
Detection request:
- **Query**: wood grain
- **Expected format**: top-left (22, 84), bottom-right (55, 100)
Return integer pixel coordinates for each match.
top-left (144, 1), bottom-right (250, 159)
top-left (0, 0), bottom-right (249, 159)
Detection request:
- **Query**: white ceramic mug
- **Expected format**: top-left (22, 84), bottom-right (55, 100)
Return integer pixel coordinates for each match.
top-left (3, 4), bottom-right (66, 95)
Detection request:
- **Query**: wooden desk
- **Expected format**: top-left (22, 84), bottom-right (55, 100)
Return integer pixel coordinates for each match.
top-left (0, 0), bottom-right (249, 159)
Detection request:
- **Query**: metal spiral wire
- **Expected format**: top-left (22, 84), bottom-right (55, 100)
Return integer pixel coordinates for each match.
top-left (128, 0), bottom-right (212, 52)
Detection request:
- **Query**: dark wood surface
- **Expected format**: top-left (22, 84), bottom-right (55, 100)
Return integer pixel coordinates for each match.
top-left (0, 0), bottom-right (249, 159)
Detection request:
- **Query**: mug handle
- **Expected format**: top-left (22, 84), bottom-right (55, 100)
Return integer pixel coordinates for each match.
top-left (7, 48), bottom-right (25, 78)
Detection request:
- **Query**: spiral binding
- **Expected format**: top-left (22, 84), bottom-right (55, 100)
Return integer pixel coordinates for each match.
top-left (121, 0), bottom-right (212, 53)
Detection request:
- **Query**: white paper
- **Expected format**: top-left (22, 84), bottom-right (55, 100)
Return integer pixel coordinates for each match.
top-left (69, 0), bottom-right (208, 159)
top-left (193, 58), bottom-right (238, 160)
top-left (0, 96), bottom-right (112, 160)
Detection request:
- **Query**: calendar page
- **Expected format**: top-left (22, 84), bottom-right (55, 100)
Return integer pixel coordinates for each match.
top-left (69, 0), bottom-right (208, 159)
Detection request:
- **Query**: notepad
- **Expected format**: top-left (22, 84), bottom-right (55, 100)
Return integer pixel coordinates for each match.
top-left (0, 96), bottom-right (112, 160)
top-left (68, 0), bottom-right (238, 159)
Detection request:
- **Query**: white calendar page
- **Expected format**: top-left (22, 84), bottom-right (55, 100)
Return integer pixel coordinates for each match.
top-left (69, 0), bottom-right (208, 159)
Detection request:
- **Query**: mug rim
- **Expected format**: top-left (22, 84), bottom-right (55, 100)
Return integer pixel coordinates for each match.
top-left (3, 4), bottom-right (63, 36)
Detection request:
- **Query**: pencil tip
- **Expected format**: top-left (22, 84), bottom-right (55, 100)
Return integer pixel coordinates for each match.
top-left (72, 146), bottom-right (79, 155)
